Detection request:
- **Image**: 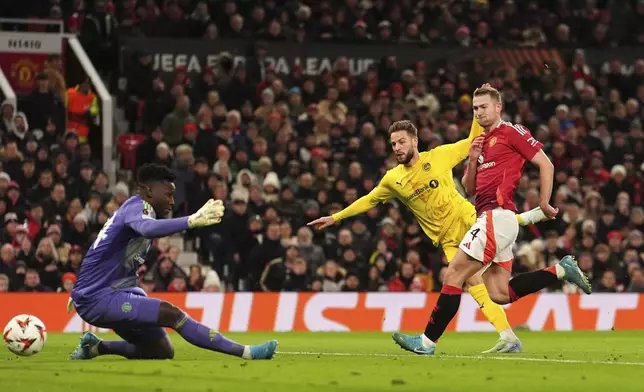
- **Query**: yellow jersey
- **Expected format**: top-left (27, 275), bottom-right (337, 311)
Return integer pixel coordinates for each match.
top-left (332, 121), bottom-right (484, 247)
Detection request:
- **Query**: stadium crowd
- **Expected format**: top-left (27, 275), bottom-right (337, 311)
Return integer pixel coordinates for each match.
top-left (0, 0), bottom-right (643, 295)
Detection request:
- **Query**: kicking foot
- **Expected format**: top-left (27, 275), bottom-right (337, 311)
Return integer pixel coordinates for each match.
top-left (392, 332), bottom-right (435, 355)
top-left (70, 332), bottom-right (101, 360)
top-left (482, 338), bottom-right (522, 354)
top-left (249, 340), bottom-right (278, 360)
top-left (559, 255), bottom-right (592, 294)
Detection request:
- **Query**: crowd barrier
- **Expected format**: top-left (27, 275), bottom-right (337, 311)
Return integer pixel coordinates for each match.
top-left (1, 293), bottom-right (642, 333)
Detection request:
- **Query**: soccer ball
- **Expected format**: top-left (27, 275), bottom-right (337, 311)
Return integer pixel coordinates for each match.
top-left (3, 314), bottom-right (47, 356)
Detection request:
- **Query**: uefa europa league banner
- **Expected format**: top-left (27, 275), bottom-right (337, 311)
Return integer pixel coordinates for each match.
top-left (1, 292), bottom-right (643, 333)
top-left (120, 37), bottom-right (641, 79)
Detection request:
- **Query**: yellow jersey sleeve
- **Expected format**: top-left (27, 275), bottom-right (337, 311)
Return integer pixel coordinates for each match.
top-left (332, 173), bottom-right (394, 221)
top-left (430, 119), bottom-right (484, 169)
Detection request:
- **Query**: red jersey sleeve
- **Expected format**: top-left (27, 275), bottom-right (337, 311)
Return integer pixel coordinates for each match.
top-left (506, 123), bottom-right (543, 161)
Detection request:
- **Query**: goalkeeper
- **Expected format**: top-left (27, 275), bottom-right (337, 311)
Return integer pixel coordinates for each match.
top-left (69, 163), bottom-right (277, 360)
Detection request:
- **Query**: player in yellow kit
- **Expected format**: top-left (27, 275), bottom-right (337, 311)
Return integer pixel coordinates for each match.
top-left (308, 119), bottom-right (546, 353)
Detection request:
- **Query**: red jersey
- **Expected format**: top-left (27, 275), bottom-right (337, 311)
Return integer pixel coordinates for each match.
top-left (474, 121), bottom-right (543, 214)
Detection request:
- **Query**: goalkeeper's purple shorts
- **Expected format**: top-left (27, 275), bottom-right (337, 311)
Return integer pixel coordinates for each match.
top-left (74, 287), bottom-right (167, 344)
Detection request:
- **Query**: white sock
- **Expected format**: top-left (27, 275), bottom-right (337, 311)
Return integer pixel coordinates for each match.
top-left (555, 264), bottom-right (565, 279)
top-left (499, 328), bottom-right (518, 342)
top-left (242, 345), bottom-right (252, 360)
top-left (517, 207), bottom-right (546, 226)
top-left (421, 334), bottom-right (436, 348)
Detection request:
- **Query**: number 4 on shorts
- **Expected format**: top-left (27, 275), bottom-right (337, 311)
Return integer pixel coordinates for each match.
top-left (470, 228), bottom-right (480, 240)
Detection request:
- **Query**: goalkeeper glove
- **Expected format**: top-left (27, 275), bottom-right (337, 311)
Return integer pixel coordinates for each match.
top-left (188, 199), bottom-right (225, 228)
top-left (517, 207), bottom-right (548, 226)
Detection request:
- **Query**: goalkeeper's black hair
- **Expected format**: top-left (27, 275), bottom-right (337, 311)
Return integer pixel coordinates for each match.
top-left (137, 163), bottom-right (176, 185)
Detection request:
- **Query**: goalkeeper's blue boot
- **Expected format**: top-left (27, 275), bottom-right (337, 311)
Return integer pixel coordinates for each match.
top-left (249, 339), bottom-right (278, 360)
top-left (392, 332), bottom-right (435, 355)
top-left (559, 255), bottom-right (592, 294)
top-left (70, 332), bottom-right (101, 360)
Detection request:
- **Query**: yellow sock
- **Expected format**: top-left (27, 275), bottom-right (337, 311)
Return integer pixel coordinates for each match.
top-left (468, 283), bottom-right (511, 333)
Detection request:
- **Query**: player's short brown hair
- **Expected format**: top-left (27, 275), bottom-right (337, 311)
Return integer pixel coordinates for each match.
top-left (473, 85), bottom-right (502, 103)
top-left (388, 120), bottom-right (418, 137)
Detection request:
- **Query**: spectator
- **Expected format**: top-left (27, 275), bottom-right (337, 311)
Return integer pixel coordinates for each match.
top-left (202, 269), bottom-right (223, 292)
top-left (0, 273), bottom-right (9, 292)
top-left (0, 244), bottom-right (16, 278)
top-left (44, 54), bottom-right (66, 100)
top-left (188, 264), bottom-right (204, 291)
top-left (19, 268), bottom-right (52, 292)
top-left (25, 72), bottom-right (65, 137)
top-left (628, 267), bottom-right (644, 292)
top-left (0, 99), bottom-right (15, 136)
top-left (67, 78), bottom-right (99, 144)
top-left (2, 213), bottom-right (20, 245)
top-left (259, 246), bottom-right (302, 291)
top-left (59, 272), bottom-right (76, 293)
top-left (150, 254), bottom-right (187, 291)
top-left (161, 95), bottom-right (195, 147)
top-left (246, 220), bottom-right (283, 289)
top-left (296, 227), bottom-right (325, 269)
top-left (81, 0), bottom-right (117, 76)
top-left (43, 183), bottom-right (68, 222)
top-left (2, 141), bottom-right (23, 181)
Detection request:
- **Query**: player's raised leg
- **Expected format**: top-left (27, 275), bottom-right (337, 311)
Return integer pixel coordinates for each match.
top-left (483, 255), bottom-right (591, 306)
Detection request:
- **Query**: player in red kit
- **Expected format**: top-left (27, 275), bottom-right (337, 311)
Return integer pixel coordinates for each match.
top-left (393, 84), bottom-right (591, 355)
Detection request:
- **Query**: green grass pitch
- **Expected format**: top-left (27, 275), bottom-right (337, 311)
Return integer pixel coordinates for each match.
top-left (1, 331), bottom-right (643, 391)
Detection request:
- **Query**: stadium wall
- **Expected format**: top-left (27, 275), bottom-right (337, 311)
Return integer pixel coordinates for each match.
top-left (1, 293), bottom-right (643, 333)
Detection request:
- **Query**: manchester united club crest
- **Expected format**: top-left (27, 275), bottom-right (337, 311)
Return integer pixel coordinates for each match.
top-left (10, 58), bottom-right (39, 89)
top-left (423, 163), bottom-right (431, 171)
top-left (489, 137), bottom-right (497, 147)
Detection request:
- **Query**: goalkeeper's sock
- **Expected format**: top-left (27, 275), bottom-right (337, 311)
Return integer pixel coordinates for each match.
top-left (468, 283), bottom-right (511, 333)
top-left (507, 266), bottom-right (562, 302)
top-left (174, 315), bottom-right (251, 359)
top-left (423, 285), bottom-right (462, 343)
top-left (99, 341), bottom-right (140, 359)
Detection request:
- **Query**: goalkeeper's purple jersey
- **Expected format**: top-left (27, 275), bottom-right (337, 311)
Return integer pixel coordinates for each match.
top-left (72, 196), bottom-right (189, 301)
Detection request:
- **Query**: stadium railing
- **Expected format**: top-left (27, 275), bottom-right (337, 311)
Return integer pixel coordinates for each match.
top-left (0, 62), bottom-right (16, 108)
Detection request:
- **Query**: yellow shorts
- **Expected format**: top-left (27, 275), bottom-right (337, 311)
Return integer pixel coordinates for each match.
top-left (441, 203), bottom-right (477, 262)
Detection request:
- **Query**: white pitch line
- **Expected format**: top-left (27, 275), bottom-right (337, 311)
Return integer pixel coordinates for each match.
top-left (278, 351), bottom-right (644, 367)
